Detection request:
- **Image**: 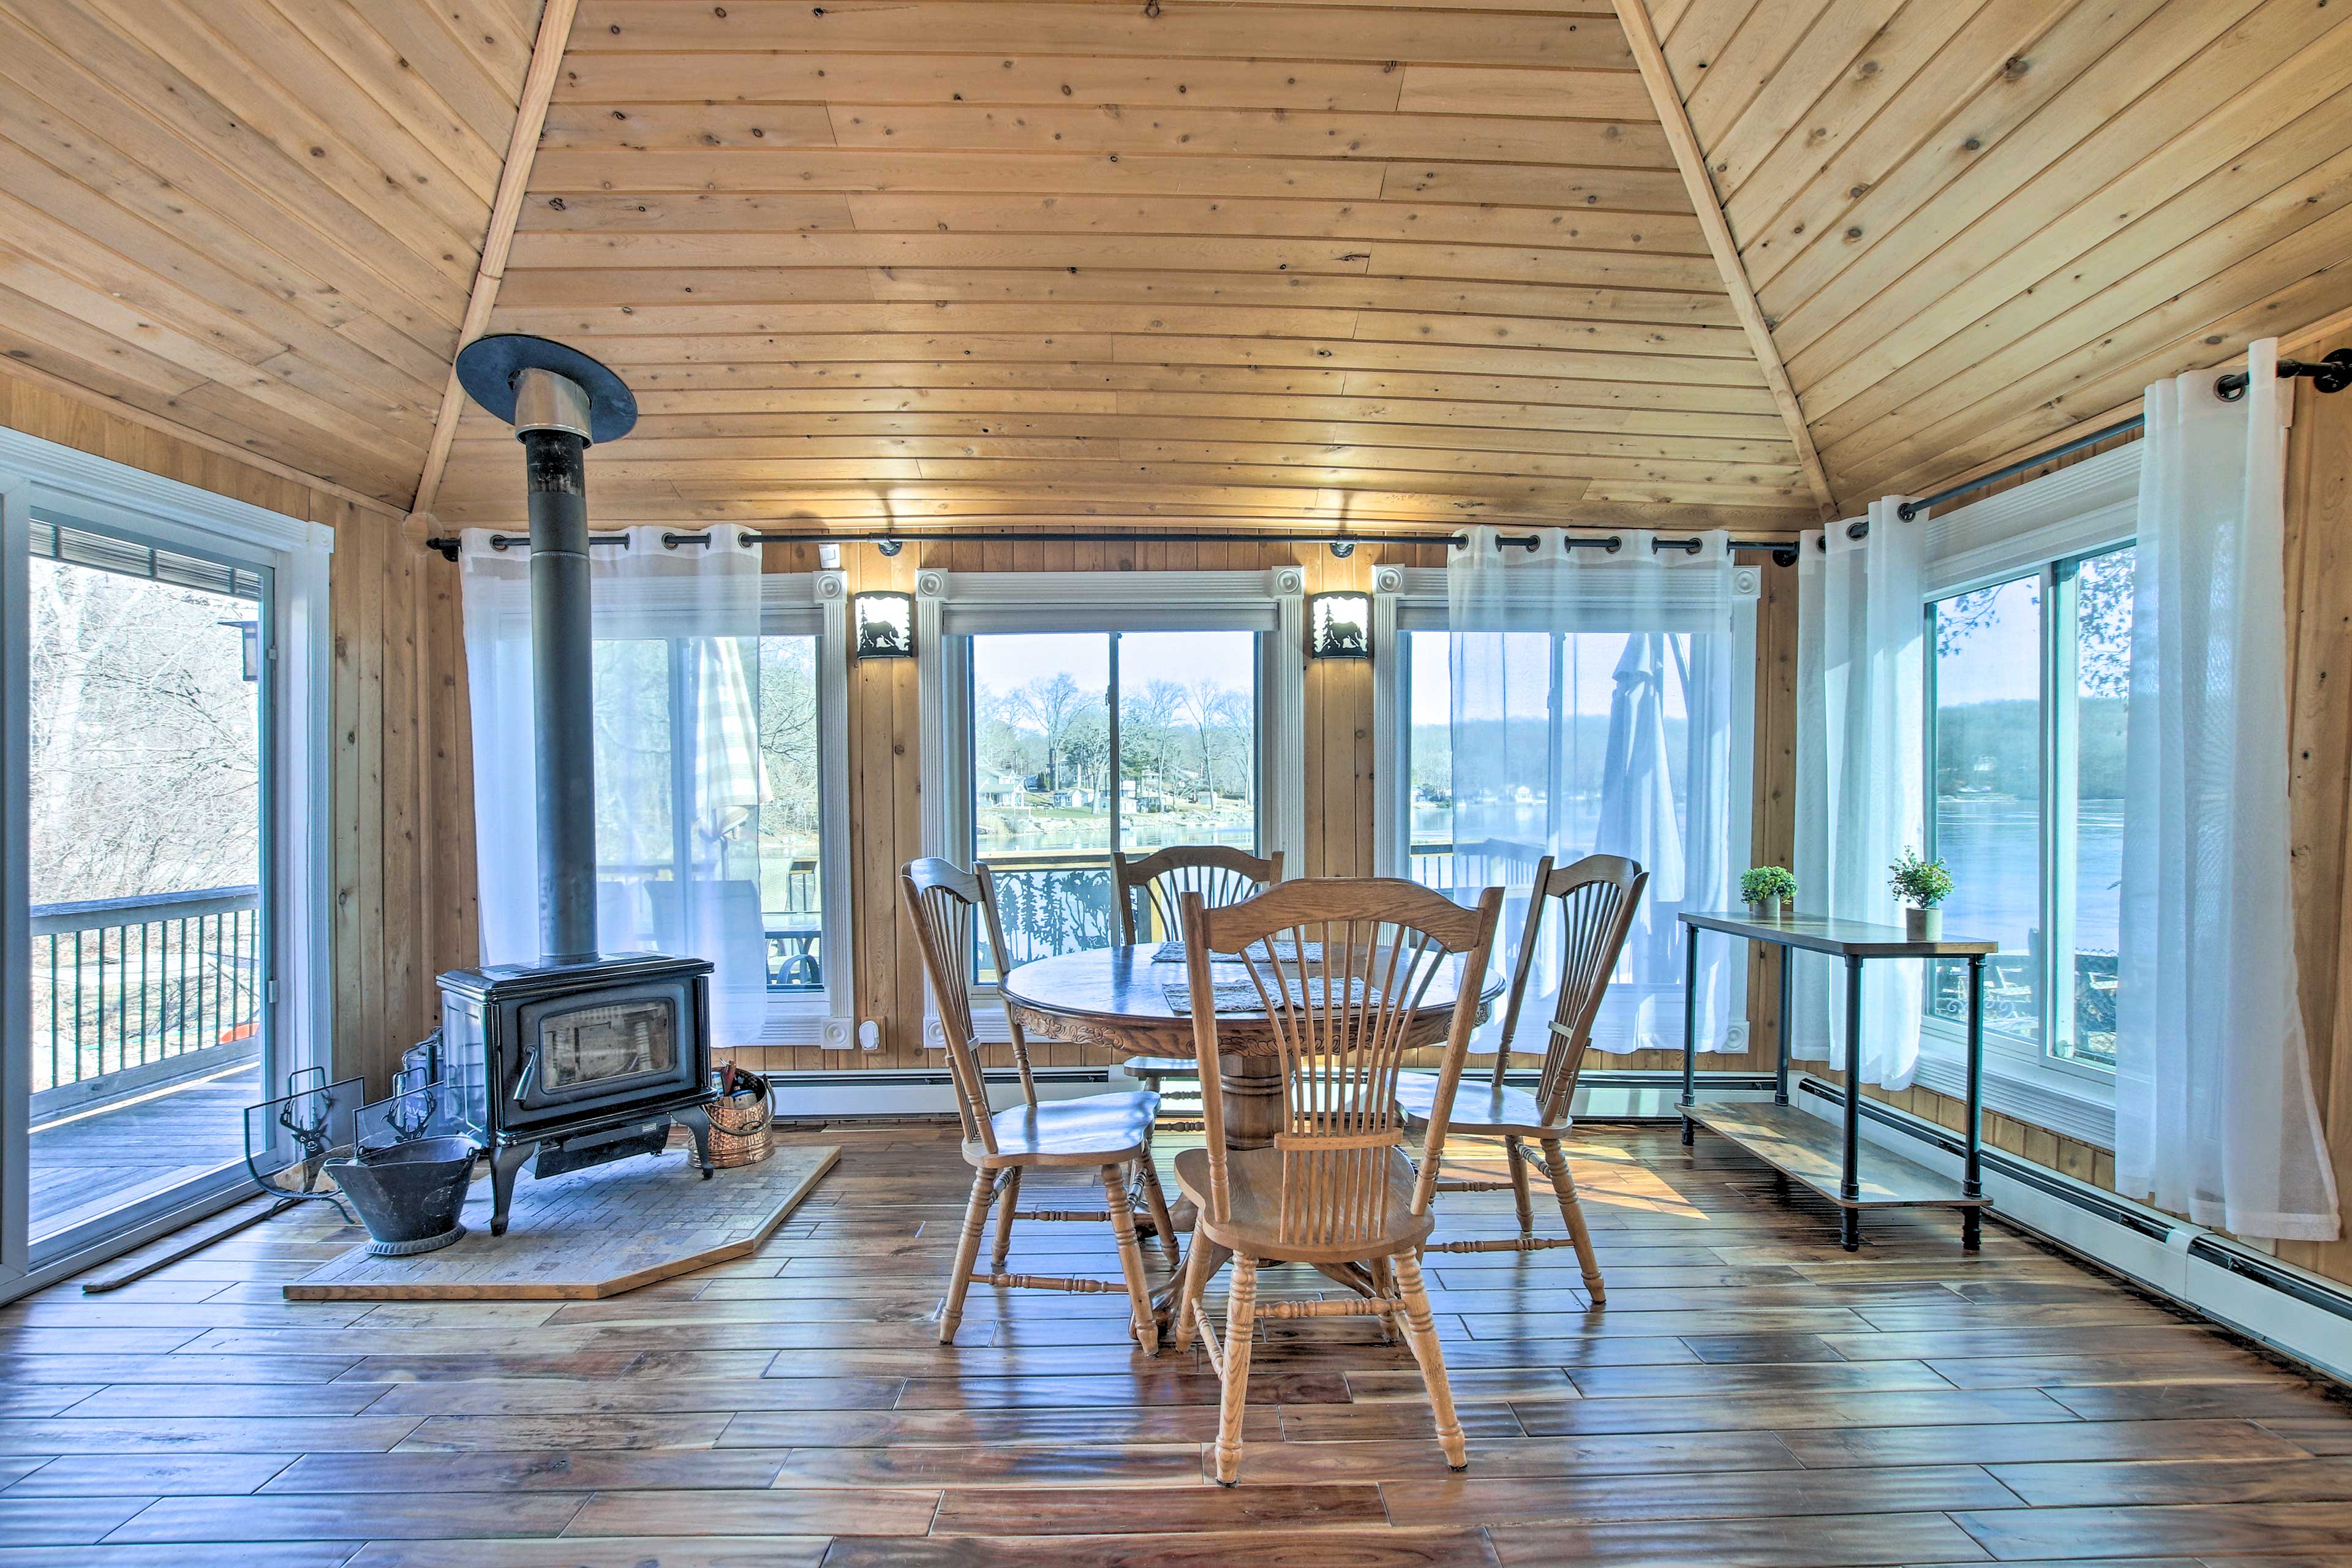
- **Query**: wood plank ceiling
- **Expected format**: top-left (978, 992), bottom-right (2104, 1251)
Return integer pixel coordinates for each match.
top-left (1647, 0), bottom-right (2352, 504)
top-left (0, 0), bottom-right (546, 510)
top-left (1, 1), bottom-right (2348, 526)
top-left (429, 1), bottom-right (1819, 529)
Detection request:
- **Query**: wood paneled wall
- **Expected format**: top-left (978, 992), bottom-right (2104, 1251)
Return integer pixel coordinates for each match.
top-left (2278, 315), bottom-right (2352, 1286)
top-left (1, 368), bottom-right (472, 1098)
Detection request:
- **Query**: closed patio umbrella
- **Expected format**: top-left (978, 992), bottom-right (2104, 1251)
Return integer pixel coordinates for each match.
top-left (1596, 631), bottom-right (1683, 988)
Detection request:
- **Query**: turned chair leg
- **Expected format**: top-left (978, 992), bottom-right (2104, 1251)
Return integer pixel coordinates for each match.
top-left (1172, 1225), bottom-right (1213, 1354)
top-left (941, 1167), bottom-right (995, 1345)
top-left (1504, 1135), bottom-right (1536, 1236)
top-left (1135, 1150), bottom-right (1180, 1263)
top-left (1368, 1256), bottom-right (1398, 1343)
top-left (989, 1166), bottom-right (1022, 1274)
top-left (1392, 1250), bottom-right (1466, 1471)
top-left (1540, 1138), bottom-right (1605, 1305)
top-left (1212, 1257), bottom-right (1259, 1486)
top-left (1101, 1164), bottom-right (1159, 1355)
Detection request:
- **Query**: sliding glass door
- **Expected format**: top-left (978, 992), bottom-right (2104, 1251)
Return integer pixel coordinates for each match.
top-left (21, 517), bottom-right (273, 1261)
top-left (964, 628), bottom-right (1261, 972)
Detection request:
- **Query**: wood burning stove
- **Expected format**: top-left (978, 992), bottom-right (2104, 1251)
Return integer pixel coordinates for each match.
top-left (439, 953), bottom-right (714, 1231)
top-left (435, 336), bottom-right (716, 1235)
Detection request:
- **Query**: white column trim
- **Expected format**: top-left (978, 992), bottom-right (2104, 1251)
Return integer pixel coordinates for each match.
top-left (1266, 564), bottom-right (1307, 870)
top-left (1371, 564), bottom-right (1404, 878)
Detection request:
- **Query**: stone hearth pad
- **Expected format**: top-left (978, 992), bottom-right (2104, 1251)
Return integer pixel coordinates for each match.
top-left (282, 1143), bottom-right (839, 1300)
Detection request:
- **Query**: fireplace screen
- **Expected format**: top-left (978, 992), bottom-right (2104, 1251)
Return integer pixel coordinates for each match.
top-left (539, 996), bottom-right (677, 1093)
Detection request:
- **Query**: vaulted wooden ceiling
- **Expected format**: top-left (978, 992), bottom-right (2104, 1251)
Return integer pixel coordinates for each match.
top-left (1649, 0), bottom-right (2352, 503)
top-left (0, 0), bottom-right (548, 509)
top-left (1, 0), bottom-right (2348, 527)
top-left (431, 0), bottom-right (1815, 529)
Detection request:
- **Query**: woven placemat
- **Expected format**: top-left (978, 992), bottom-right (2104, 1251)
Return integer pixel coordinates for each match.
top-left (1162, 974), bottom-right (1371, 1014)
top-left (1150, 939), bottom-right (1324, 965)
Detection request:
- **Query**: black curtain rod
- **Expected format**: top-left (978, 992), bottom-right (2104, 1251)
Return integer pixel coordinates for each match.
top-left (423, 527), bottom-right (1809, 566)
top-left (1896, 349), bottom-right (2351, 523)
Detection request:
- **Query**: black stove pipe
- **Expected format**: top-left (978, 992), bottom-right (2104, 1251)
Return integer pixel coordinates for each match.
top-left (522, 424), bottom-right (598, 965)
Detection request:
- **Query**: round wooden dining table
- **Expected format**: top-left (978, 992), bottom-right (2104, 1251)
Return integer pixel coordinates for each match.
top-left (998, 943), bottom-right (1501, 1321)
top-left (998, 943), bottom-right (1500, 1150)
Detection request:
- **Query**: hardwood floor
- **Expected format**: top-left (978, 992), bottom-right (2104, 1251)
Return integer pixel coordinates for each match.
top-left (3, 1123), bottom-right (2350, 1566)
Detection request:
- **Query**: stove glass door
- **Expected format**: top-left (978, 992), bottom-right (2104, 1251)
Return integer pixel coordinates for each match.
top-left (538, 995), bottom-right (678, 1095)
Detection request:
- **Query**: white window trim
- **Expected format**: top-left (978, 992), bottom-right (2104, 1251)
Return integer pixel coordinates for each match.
top-left (1917, 440), bottom-right (2140, 1147)
top-left (916, 566), bottom-right (1304, 1045)
top-left (753, 570), bottom-right (854, 1049)
top-left (0, 426), bottom-right (334, 1289)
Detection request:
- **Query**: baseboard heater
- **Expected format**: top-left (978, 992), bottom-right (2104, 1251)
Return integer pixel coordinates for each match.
top-left (1790, 1076), bottom-right (2352, 1384)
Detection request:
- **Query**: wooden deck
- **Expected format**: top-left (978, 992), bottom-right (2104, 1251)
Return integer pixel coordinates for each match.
top-left (28, 1060), bottom-right (258, 1243)
top-left (3, 1123), bottom-right (2349, 1565)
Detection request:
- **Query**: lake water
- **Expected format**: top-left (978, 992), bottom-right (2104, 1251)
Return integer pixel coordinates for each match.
top-left (1939, 797), bottom-right (2122, 957)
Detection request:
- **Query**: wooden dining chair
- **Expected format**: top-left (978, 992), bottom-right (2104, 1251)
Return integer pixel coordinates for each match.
top-left (1110, 845), bottom-right (1284, 1131)
top-left (900, 857), bottom-right (1177, 1352)
top-left (1168, 876), bottom-right (1503, 1484)
top-left (1396, 854), bottom-right (1646, 1305)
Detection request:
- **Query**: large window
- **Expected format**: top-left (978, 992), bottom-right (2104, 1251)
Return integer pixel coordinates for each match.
top-left (1403, 628), bottom-right (1702, 891)
top-left (1923, 545), bottom-right (2133, 1080)
top-left (967, 629), bottom-right (1259, 970)
top-left (1399, 622), bottom-right (1733, 1054)
top-left (1928, 575), bottom-right (2043, 1046)
top-left (567, 590), bottom-right (847, 1047)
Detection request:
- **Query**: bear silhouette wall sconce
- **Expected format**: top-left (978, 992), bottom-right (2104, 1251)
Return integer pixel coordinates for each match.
top-left (852, 590), bottom-right (915, 660)
top-left (1308, 592), bottom-right (1372, 660)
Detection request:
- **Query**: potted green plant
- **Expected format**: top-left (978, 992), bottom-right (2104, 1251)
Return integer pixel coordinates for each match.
top-left (1739, 865), bottom-right (1796, 921)
top-left (1889, 850), bottom-right (1954, 941)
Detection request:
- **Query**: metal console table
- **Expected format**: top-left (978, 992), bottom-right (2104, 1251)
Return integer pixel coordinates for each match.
top-left (1676, 911), bottom-right (1998, 1253)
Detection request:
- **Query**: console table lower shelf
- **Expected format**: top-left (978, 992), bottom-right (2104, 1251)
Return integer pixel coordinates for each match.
top-left (1682, 1101), bottom-right (1991, 1241)
top-left (1676, 910), bottom-right (2001, 1254)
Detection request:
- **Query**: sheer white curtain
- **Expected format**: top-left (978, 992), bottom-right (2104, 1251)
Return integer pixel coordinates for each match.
top-left (1791, 497), bottom-right (1926, 1088)
top-left (459, 524), bottom-right (774, 1046)
top-left (1446, 525), bottom-right (1744, 1054)
top-left (2117, 340), bottom-right (2339, 1240)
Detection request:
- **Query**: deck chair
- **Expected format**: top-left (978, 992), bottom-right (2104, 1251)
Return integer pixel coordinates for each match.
top-left (1169, 876), bottom-right (1502, 1484)
top-left (1397, 853), bottom-right (1646, 1304)
top-left (900, 857), bottom-right (1177, 1352)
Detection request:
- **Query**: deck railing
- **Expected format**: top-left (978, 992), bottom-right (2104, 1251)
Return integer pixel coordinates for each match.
top-left (978, 849), bottom-right (1117, 974)
top-left (30, 885), bottom-right (263, 1097)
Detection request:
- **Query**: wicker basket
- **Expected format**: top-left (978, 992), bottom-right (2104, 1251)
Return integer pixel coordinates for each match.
top-left (706, 1071), bottom-right (774, 1168)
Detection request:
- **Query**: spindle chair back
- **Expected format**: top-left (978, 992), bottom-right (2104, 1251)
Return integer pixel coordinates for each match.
top-left (899, 857), bottom-right (1174, 1352)
top-left (1114, 844), bottom-right (1284, 944)
top-left (1110, 845), bottom-right (1283, 1134)
top-left (1401, 853), bottom-right (1647, 1302)
top-left (1169, 875), bottom-right (1502, 1483)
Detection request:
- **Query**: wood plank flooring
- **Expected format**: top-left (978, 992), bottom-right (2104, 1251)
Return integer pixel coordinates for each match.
top-left (4, 1123), bottom-right (2350, 1566)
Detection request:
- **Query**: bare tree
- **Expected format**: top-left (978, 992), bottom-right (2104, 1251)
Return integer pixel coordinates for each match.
top-left (1008, 670), bottom-right (1098, 790)
top-left (28, 561), bottom-right (260, 907)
